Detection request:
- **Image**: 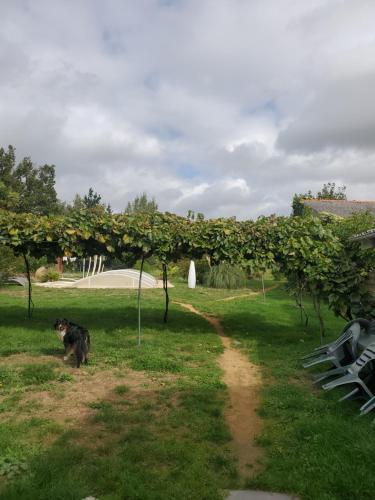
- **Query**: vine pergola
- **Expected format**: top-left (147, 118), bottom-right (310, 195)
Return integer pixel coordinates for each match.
top-left (1, 208), bottom-right (372, 344)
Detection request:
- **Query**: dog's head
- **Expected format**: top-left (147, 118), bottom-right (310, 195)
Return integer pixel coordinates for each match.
top-left (54, 318), bottom-right (70, 333)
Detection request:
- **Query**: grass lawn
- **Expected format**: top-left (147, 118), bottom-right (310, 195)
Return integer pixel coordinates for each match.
top-left (1, 280), bottom-right (375, 499)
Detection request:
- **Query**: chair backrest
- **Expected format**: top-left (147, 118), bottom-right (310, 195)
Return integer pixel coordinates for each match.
top-left (331, 327), bottom-right (353, 349)
top-left (353, 342), bottom-right (375, 371)
top-left (352, 320), bottom-right (375, 359)
top-left (349, 322), bottom-right (363, 359)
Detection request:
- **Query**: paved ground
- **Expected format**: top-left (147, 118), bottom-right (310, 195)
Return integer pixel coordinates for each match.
top-left (228, 491), bottom-right (299, 500)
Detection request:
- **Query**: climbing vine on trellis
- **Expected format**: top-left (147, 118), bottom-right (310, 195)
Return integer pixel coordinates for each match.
top-left (1, 208), bottom-right (374, 340)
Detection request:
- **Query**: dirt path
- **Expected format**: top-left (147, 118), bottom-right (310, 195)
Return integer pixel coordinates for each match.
top-left (174, 302), bottom-right (263, 481)
top-left (215, 292), bottom-right (259, 302)
top-left (215, 284), bottom-right (280, 302)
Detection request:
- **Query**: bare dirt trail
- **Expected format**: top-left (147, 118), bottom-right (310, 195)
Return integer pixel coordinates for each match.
top-left (215, 284), bottom-right (280, 302)
top-left (174, 302), bottom-right (263, 481)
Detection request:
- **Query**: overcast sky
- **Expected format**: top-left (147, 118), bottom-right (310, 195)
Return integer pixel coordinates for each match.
top-left (1, 0), bottom-right (375, 218)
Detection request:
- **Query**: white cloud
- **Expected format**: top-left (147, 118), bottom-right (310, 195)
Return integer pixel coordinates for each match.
top-left (1, 0), bottom-right (375, 219)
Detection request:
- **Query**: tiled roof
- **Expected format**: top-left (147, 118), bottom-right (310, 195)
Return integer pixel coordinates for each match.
top-left (302, 199), bottom-right (375, 217)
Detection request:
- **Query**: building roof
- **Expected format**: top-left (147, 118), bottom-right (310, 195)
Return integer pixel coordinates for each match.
top-left (302, 199), bottom-right (375, 217)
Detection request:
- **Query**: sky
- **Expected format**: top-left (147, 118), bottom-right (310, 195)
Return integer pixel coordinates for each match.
top-left (1, 0), bottom-right (375, 219)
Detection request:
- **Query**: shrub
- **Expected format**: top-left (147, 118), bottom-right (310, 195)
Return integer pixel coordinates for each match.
top-left (0, 247), bottom-right (23, 283)
top-left (204, 262), bottom-right (248, 289)
top-left (39, 268), bottom-right (60, 282)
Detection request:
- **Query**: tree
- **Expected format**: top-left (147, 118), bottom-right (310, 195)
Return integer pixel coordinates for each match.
top-left (0, 145), bottom-right (60, 215)
top-left (292, 182), bottom-right (347, 216)
top-left (187, 210), bottom-right (205, 221)
top-left (69, 188), bottom-right (111, 213)
top-left (317, 182), bottom-right (346, 200)
top-left (125, 192), bottom-right (158, 214)
top-left (83, 187), bottom-right (102, 208)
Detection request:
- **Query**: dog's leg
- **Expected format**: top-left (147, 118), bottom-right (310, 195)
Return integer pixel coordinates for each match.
top-left (63, 345), bottom-right (74, 361)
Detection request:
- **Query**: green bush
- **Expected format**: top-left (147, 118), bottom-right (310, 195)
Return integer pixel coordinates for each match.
top-left (204, 262), bottom-right (248, 289)
top-left (39, 268), bottom-right (60, 282)
top-left (0, 247), bottom-right (23, 283)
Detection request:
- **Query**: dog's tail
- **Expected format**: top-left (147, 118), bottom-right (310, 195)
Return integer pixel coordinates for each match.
top-left (76, 330), bottom-right (90, 368)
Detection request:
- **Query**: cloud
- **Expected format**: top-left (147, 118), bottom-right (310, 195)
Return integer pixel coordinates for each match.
top-left (1, 0), bottom-right (375, 219)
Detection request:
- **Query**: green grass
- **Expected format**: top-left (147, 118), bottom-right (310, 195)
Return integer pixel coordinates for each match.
top-left (1, 280), bottom-right (375, 498)
top-left (0, 284), bottom-right (236, 499)
top-left (114, 384), bottom-right (130, 395)
top-left (171, 281), bottom-right (375, 499)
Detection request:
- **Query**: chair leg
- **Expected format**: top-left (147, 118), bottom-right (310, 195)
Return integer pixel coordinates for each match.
top-left (357, 379), bottom-right (374, 399)
top-left (338, 387), bottom-right (360, 402)
top-left (322, 373), bottom-right (356, 391)
top-left (360, 396), bottom-right (375, 415)
top-left (303, 354), bottom-right (335, 369)
top-left (313, 366), bottom-right (346, 384)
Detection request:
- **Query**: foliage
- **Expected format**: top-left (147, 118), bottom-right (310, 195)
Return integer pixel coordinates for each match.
top-left (187, 210), bottom-right (205, 221)
top-left (0, 145), bottom-right (60, 215)
top-left (125, 192), bottom-right (158, 214)
top-left (69, 188), bottom-right (111, 214)
top-left (0, 247), bottom-right (22, 283)
top-left (1, 206), bottom-right (374, 331)
top-left (274, 214), bottom-right (375, 328)
top-left (331, 211), bottom-right (375, 240)
top-left (317, 182), bottom-right (347, 200)
top-left (204, 262), bottom-right (248, 289)
top-left (83, 187), bottom-right (102, 208)
top-left (38, 268), bottom-right (60, 282)
top-left (292, 182), bottom-right (347, 216)
top-left (0, 457), bottom-right (28, 480)
top-left (273, 216), bottom-right (342, 338)
top-left (326, 213), bottom-right (375, 320)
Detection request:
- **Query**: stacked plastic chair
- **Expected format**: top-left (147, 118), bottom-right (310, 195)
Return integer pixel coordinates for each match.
top-left (302, 318), bottom-right (370, 371)
top-left (322, 342), bottom-right (375, 401)
top-left (303, 318), bottom-right (375, 414)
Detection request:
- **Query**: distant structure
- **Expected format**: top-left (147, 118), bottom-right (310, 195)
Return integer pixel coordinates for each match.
top-left (36, 269), bottom-right (171, 289)
top-left (71, 269), bottom-right (157, 288)
top-left (351, 228), bottom-right (375, 249)
top-left (302, 199), bottom-right (375, 218)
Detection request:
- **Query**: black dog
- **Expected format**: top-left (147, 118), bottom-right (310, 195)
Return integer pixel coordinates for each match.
top-left (53, 319), bottom-right (90, 368)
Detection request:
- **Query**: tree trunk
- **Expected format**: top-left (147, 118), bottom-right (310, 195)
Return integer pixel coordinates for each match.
top-left (312, 293), bottom-right (325, 344)
top-left (55, 256), bottom-right (64, 274)
top-left (261, 273), bottom-right (266, 301)
top-left (22, 251), bottom-right (33, 319)
top-left (296, 287), bottom-right (308, 327)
